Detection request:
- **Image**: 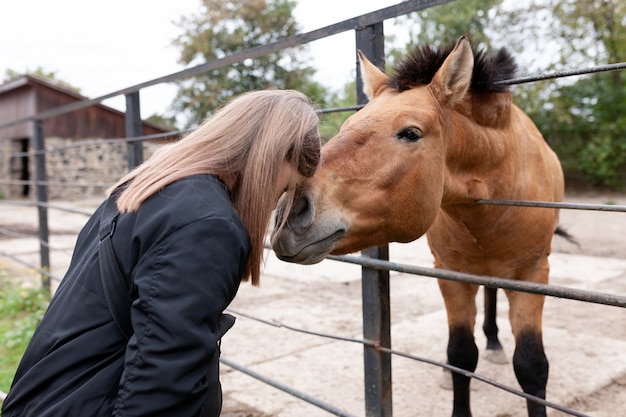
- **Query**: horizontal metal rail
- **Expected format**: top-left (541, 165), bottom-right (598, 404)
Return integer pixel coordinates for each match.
top-left (0, 179), bottom-right (112, 188)
top-left (22, 131), bottom-right (182, 157)
top-left (496, 61), bottom-right (626, 86)
top-left (476, 198), bottom-right (626, 212)
top-left (378, 346), bottom-right (590, 417)
top-left (0, 102), bottom-right (362, 159)
top-left (2, 197), bottom-right (623, 223)
top-left (318, 105), bottom-right (364, 115)
top-left (2, 37), bottom-right (622, 132)
top-left (0, 200), bottom-right (94, 216)
top-left (0, 250), bottom-right (62, 283)
top-left (325, 254), bottom-right (626, 308)
top-left (219, 357), bottom-right (359, 417)
top-left (0, 0), bottom-right (453, 130)
top-left (3, 45), bottom-right (621, 133)
top-left (0, 227), bottom-right (75, 256)
top-left (0, 103), bottom-right (360, 160)
top-left (225, 308), bottom-right (590, 417)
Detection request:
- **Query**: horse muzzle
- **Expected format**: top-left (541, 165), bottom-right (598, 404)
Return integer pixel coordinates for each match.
top-left (272, 191), bottom-right (348, 264)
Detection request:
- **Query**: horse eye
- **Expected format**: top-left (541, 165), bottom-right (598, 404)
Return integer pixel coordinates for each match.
top-left (395, 127), bottom-right (422, 142)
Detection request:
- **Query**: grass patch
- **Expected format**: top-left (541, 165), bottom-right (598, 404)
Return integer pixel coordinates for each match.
top-left (0, 268), bottom-right (49, 395)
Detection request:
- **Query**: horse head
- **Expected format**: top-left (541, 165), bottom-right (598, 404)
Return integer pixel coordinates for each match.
top-left (272, 37), bottom-right (475, 264)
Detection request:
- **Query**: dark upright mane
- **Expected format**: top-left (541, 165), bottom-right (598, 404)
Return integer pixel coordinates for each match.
top-left (388, 40), bottom-right (517, 93)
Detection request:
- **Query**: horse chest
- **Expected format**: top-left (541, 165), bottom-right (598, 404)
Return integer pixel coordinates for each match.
top-left (426, 212), bottom-right (534, 277)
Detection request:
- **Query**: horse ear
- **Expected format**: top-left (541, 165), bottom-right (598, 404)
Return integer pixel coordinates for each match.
top-left (357, 51), bottom-right (389, 99)
top-left (432, 36), bottom-right (474, 107)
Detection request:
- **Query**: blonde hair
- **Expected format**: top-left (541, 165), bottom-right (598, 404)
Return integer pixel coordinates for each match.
top-left (109, 90), bottom-right (320, 285)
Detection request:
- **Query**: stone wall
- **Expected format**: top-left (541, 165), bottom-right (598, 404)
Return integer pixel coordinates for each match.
top-left (0, 137), bottom-right (164, 201)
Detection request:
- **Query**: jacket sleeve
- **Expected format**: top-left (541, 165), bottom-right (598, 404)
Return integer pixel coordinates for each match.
top-left (113, 216), bottom-right (249, 417)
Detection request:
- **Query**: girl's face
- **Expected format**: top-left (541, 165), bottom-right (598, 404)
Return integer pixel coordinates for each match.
top-left (274, 161), bottom-right (301, 204)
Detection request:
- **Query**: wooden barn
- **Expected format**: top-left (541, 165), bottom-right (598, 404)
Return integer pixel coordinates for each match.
top-left (0, 75), bottom-right (174, 199)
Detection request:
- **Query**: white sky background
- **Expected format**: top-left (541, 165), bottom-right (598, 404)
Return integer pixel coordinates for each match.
top-left (0, 0), bottom-right (405, 119)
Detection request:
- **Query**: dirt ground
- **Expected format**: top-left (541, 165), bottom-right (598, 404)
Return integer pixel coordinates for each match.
top-left (0, 190), bottom-right (625, 416)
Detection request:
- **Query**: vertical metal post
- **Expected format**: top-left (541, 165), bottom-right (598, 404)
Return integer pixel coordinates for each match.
top-left (125, 91), bottom-right (143, 169)
top-left (356, 24), bottom-right (386, 104)
top-left (33, 119), bottom-right (50, 293)
top-left (356, 23), bottom-right (392, 417)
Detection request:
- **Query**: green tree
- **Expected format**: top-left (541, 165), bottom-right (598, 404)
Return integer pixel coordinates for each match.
top-left (393, 0), bottom-right (503, 51)
top-left (318, 79), bottom-right (357, 143)
top-left (170, 0), bottom-right (328, 126)
top-left (146, 114), bottom-right (178, 131)
top-left (3, 67), bottom-right (81, 93)
top-left (498, 0), bottom-right (626, 187)
top-left (321, 1), bottom-right (505, 143)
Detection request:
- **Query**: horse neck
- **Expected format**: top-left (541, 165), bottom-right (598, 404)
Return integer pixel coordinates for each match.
top-left (440, 91), bottom-right (525, 204)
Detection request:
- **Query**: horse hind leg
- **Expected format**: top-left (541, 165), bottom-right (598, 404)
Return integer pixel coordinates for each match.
top-left (483, 286), bottom-right (508, 364)
top-left (515, 329), bottom-right (548, 417)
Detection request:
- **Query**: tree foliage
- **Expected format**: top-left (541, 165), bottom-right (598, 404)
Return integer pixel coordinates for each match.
top-left (393, 0), bottom-right (503, 50)
top-left (318, 80), bottom-right (357, 143)
top-left (2, 68), bottom-right (81, 93)
top-left (379, 0), bottom-right (626, 187)
top-left (170, 0), bottom-right (327, 127)
top-left (497, 0), bottom-right (626, 187)
top-left (323, 1), bottom-right (504, 145)
top-left (166, 0), bottom-right (625, 187)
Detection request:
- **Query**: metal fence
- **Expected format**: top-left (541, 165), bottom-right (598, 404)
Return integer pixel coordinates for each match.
top-left (1, 0), bottom-right (625, 416)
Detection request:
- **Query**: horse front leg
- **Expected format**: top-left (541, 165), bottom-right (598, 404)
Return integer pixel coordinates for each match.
top-left (506, 283), bottom-right (549, 417)
top-left (439, 280), bottom-right (480, 417)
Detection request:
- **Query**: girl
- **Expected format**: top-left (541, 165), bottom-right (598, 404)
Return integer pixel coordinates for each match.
top-left (2, 89), bottom-right (321, 417)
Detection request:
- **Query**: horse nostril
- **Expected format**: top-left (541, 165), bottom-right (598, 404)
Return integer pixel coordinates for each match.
top-left (289, 193), bottom-right (314, 232)
top-left (292, 195), bottom-right (308, 217)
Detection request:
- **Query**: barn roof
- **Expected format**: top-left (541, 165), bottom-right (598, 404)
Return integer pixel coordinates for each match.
top-left (0, 75), bottom-right (175, 141)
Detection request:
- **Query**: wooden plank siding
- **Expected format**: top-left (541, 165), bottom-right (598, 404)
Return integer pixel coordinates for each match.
top-left (0, 75), bottom-right (175, 199)
top-left (0, 75), bottom-right (172, 140)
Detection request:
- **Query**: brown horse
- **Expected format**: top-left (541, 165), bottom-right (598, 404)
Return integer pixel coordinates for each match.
top-left (272, 37), bottom-right (564, 417)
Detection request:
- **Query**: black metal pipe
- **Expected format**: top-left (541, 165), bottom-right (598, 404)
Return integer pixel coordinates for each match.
top-left (495, 61), bottom-right (626, 86)
top-left (326, 254), bottom-right (626, 308)
top-left (33, 119), bottom-right (51, 293)
top-left (226, 309), bottom-right (591, 417)
top-left (219, 357), bottom-right (359, 417)
top-left (476, 198), bottom-right (626, 212)
top-left (0, 0), bottom-right (457, 130)
top-left (356, 21), bottom-right (393, 417)
top-left (124, 92), bottom-right (144, 169)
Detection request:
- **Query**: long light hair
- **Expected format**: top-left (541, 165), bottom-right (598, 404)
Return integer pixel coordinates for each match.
top-left (109, 90), bottom-right (320, 285)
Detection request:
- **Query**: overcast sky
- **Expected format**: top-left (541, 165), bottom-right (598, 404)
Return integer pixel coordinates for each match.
top-left (0, 0), bottom-right (405, 119)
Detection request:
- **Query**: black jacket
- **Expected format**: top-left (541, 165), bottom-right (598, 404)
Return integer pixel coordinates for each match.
top-left (2, 175), bottom-right (251, 417)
